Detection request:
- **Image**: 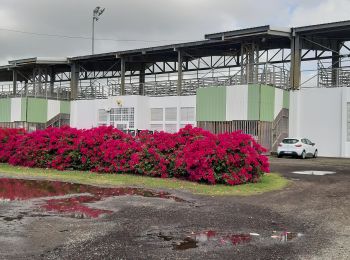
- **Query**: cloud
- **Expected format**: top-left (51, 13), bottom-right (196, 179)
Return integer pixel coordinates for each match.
top-left (289, 0), bottom-right (350, 26)
top-left (0, 0), bottom-right (348, 65)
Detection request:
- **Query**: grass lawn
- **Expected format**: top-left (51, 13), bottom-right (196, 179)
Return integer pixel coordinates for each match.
top-left (0, 163), bottom-right (289, 196)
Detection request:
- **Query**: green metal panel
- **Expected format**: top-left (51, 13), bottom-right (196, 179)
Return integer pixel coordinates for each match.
top-left (260, 85), bottom-right (275, 122)
top-left (247, 84), bottom-right (260, 120)
top-left (60, 101), bottom-right (70, 114)
top-left (283, 90), bottom-right (290, 109)
top-left (0, 98), bottom-right (11, 122)
top-left (27, 98), bottom-right (48, 123)
top-left (196, 87), bottom-right (226, 121)
top-left (21, 98), bottom-right (27, 121)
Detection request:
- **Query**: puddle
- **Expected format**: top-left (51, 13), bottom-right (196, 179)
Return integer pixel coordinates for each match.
top-left (0, 178), bottom-right (185, 218)
top-left (156, 230), bottom-right (253, 250)
top-left (292, 171), bottom-right (335, 176)
top-left (173, 237), bottom-right (198, 250)
top-left (271, 231), bottom-right (303, 242)
top-left (150, 229), bottom-right (303, 250)
top-left (2, 215), bottom-right (24, 221)
top-left (42, 196), bottom-right (113, 219)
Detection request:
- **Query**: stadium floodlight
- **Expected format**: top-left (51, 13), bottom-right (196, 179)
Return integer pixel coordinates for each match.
top-left (92, 6), bottom-right (105, 54)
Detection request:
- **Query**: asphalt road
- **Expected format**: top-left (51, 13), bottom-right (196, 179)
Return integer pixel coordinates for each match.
top-left (0, 157), bottom-right (349, 260)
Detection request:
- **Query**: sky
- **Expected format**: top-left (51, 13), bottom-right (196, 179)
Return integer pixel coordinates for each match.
top-left (0, 0), bottom-right (350, 65)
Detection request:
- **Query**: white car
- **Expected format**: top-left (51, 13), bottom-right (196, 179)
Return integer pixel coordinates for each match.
top-left (277, 138), bottom-right (318, 159)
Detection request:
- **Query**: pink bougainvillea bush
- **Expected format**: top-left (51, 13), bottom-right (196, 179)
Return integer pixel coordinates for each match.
top-left (0, 125), bottom-right (269, 186)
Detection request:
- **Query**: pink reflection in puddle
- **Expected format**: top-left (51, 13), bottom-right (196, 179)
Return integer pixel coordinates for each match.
top-left (42, 196), bottom-right (113, 218)
top-left (192, 230), bottom-right (251, 246)
top-left (173, 231), bottom-right (252, 250)
top-left (0, 178), bottom-right (185, 219)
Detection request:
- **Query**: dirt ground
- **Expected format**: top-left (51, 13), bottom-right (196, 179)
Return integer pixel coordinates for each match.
top-left (0, 157), bottom-right (349, 260)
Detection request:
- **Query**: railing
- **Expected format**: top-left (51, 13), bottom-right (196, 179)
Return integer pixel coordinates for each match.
top-left (46, 113), bottom-right (70, 128)
top-left (0, 82), bottom-right (71, 100)
top-left (271, 108), bottom-right (289, 152)
top-left (77, 82), bottom-right (108, 99)
top-left (97, 64), bottom-right (290, 97)
top-left (1, 63), bottom-right (290, 99)
top-left (318, 66), bottom-right (350, 88)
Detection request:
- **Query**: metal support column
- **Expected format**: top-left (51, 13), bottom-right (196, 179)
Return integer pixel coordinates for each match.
top-left (12, 70), bottom-right (17, 95)
top-left (291, 35), bottom-right (301, 90)
top-left (38, 67), bottom-right (43, 95)
top-left (49, 68), bottom-right (55, 96)
top-left (70, 63), bottom-right (79, 99)
top-left (139, 64), bottom-right (145, 95)
top-left (177, 50), bottom-right (183, 95)
top-left (24, 80), bottom-right (28, 96)
top-left (240, 43), bottom-right (259, 84)
top-left (331, 41), bottom-right (341, 87)
top-left (120, 57), bottom-right (126, 95)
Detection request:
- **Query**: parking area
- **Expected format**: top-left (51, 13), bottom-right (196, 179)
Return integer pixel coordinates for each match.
top-left (0, 157), bottom-right (349, 260)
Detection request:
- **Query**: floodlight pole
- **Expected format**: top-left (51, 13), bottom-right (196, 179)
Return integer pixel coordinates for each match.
top-left (92, 6), bottom-right (105, 55)
top-left (92, 15), bottom-right (95, 54)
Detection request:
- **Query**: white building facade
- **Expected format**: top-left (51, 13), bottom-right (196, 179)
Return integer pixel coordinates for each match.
top-left (289, 87), bottom-right (350, 157)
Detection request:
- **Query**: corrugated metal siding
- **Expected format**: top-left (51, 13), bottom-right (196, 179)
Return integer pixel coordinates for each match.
top-left (196, 87), bottom-right (226, 121)
top-left (260, 85), bottom-right (275, 122)
top-left (21, 98), bottom-right (27, 121)
top-left (247, 84), bottom-right (260, 120)
top-left (226, 85), bottom-right (248, 120)
top-left (60, 101), bottom-right (71, 114)
top-left (283, 90), bottom-right (290, 109)
top-left (0, 98), bottom-right (11, 122)
top-left (27, 98), bottom-right (48, 123)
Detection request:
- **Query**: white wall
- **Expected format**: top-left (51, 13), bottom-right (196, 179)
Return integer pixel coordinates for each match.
top-left (226, 85), bottom-right (248, 120)
top-left (341, 88), bottom-right (350, 157)
top-left (70, 95), bottom-right (196, 132)
top-left (47, 100), bottom-right (60, 120)
top-left (289, 87), bottom-right (350, 157)
top-left (274, 88), bottom-right (284, 118)
top-left (149, 95), bottom-right (196, 132)
top-left (70, 96), bottom-right (149, 129)
top-left (70, 99), bottom-right (99, 129)
top-left (10, 98), bottom-right (22, 122)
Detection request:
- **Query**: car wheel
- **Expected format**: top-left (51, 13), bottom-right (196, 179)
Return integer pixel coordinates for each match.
top-left (300, 150), bottom-right (306, 159)
top-left (277, 153), bottom-right (282, 158)
top-left (313, 150), bottom-right (318, 158)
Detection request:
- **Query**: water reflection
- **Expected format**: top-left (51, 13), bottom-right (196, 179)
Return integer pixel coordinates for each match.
top-left (0, 178), bottom-right (185, 218)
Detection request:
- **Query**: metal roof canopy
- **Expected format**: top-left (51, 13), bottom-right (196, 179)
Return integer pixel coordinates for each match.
top-left (205, 25), bottom-right (291, 40)
top-left (294, 20), bottom-right (350, 51)
top-left (0, 20), bottom-right (349, 83)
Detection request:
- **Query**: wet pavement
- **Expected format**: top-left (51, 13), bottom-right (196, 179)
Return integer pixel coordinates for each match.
top-left (0, 178), bottom-right (185, 219)
top-left (0, 157), bottom-right (349, 259)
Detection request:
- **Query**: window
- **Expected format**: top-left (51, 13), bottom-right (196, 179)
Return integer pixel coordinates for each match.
top-left (98, 109), bottom-right (108, 123)
top-left (347, 103), bottom-right (350, 141)
top-left (165, 124), bottom-right (177, 133)
top-left (110, 107), bottom-right (135, 129)
top-left (282, 139), bottom-right (298, 144)
top-left (116, 124), bottom-right (127, 130)
top-left (150, 124), bottom-right (163, 132)
top-left (180, 107), bottom-right (195, 121)
top-left (165, 107), bottom-right (177, 121)
top-left (151, 108), bottom-right (163, 121)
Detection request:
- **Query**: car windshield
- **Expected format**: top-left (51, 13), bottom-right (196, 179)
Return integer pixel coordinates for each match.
top-left (282, 139), bottom-right (299, 144)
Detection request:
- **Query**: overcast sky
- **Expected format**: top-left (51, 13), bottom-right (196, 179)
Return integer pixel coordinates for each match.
top-left (0, 0), bottom-right (349, 65)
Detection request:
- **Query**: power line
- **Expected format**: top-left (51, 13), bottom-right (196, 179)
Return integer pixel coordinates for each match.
top-left (0, 27), bottom-right (195, 43)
